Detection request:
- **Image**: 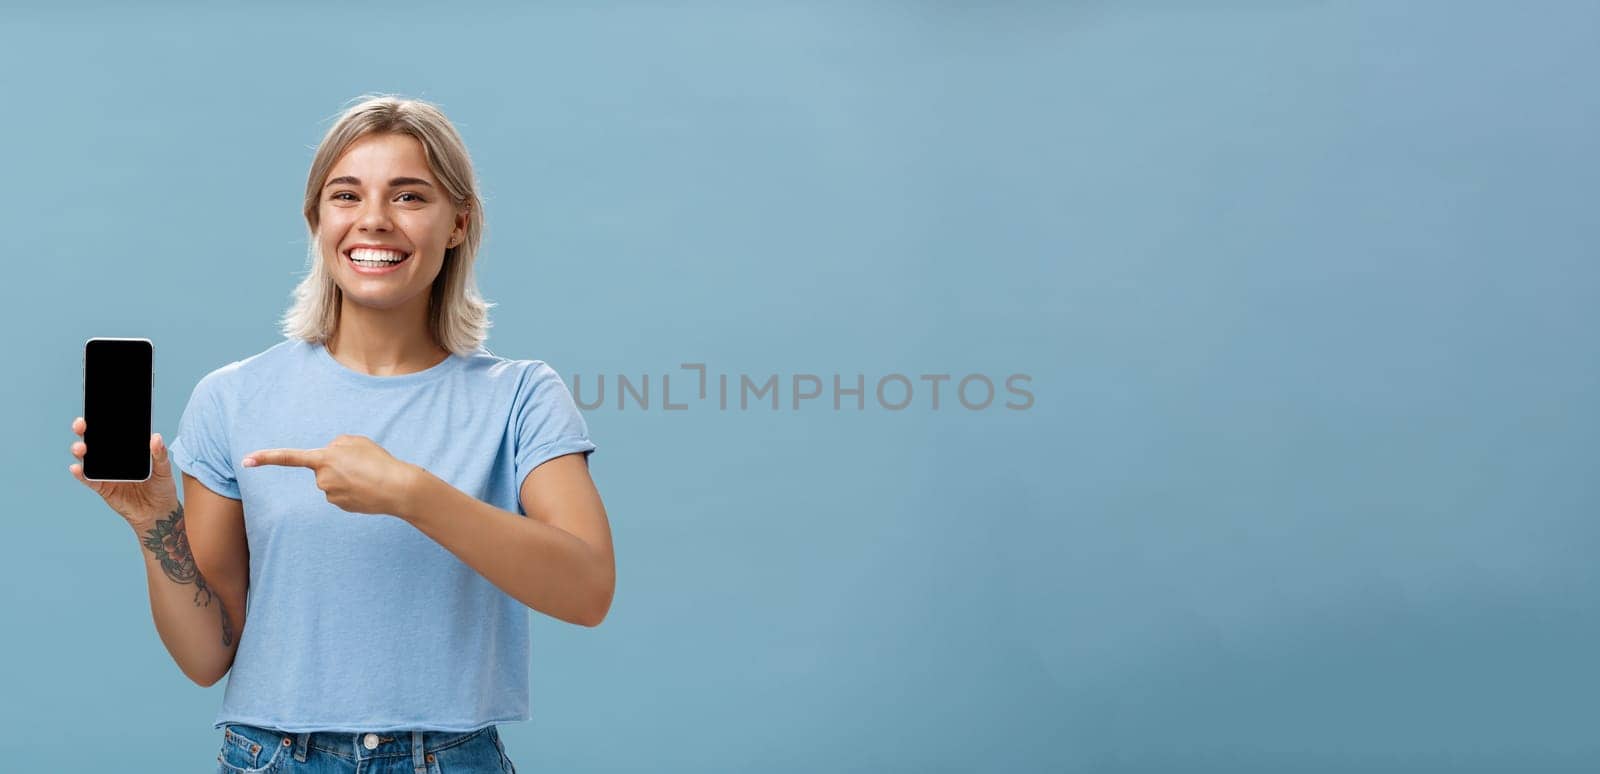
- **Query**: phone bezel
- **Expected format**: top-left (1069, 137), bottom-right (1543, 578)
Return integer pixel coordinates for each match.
top-left (82, 337), bottom-right (155, 483)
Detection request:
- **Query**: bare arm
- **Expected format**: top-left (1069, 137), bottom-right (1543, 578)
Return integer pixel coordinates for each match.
top-left (398, 453), bottom-right (613, 627)
top-left (70, 418), bottom-right (247, 687)
top-left (130, 494), bottom-right (246, 686)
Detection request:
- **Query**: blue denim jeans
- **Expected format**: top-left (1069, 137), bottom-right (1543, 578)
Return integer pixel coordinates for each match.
top-left (215, 722), bottom-right (518, 773)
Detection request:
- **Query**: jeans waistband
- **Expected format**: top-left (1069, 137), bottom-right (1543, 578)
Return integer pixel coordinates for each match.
top-left (227, 722), bottom-right (497, 764)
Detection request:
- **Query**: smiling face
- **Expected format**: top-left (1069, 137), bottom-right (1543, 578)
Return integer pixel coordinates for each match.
top-left (315, 132), bottom-right (467, 313)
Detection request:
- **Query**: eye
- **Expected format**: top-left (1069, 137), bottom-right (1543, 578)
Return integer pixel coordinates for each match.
top-left (398, 192), bottom-right (425, 202)
top-left (331, 192), bottom-right (356, 201)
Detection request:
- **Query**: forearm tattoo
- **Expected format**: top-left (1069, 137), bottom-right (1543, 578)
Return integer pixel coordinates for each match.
top-left (141, 504), bottom-right (234, 647)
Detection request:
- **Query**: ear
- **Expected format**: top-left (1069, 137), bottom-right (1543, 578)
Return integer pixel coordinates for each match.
top-left (451, 204), bottom-right (469, 246)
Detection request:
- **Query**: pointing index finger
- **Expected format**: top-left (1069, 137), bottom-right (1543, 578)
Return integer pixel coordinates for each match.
top-left (243, 448), bottom-right (322, 469)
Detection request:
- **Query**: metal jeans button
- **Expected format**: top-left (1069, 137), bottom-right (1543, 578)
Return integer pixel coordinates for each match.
top-left (363, 733), bottom-right (379, 750)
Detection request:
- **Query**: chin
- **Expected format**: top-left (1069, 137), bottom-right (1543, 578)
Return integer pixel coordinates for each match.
top-left (337, 285), bottom-right (425, 309)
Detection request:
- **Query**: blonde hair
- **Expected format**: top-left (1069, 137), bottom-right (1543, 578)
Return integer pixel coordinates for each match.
top-left (280, 93), bottom-right (494, 355)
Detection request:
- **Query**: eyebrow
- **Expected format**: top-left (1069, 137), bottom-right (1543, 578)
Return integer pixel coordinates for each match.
top-left (323, 175), bottom-right (435, 189)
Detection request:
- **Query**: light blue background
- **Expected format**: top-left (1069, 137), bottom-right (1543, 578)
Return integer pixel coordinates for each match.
top-left (4, 2), bottom-right (1596, 772)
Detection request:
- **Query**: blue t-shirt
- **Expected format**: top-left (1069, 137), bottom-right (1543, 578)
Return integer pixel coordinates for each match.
top-left (168, 338), bottom-right (597, 733)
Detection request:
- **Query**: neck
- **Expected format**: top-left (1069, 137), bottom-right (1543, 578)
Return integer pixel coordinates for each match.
top-left (326, 292), bottom-right (448, 376)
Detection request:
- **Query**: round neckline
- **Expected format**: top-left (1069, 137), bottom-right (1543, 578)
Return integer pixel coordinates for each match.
top-left (310, 340), bottom-right (461, 388)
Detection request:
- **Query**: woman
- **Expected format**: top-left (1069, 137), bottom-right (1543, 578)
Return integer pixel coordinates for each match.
top-left (68, 94), bottom-right (613, 773)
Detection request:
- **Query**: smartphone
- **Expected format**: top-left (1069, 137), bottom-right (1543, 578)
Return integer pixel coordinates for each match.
top-left (82, 337), bottom-right (154, 482)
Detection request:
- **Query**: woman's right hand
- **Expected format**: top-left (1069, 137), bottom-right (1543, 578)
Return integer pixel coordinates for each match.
top-left (68, 416), bottom-right (180, 532)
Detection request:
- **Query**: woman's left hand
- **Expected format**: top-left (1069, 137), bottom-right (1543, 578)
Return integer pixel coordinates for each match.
top-left (243, 435), bottom-right (420, 517)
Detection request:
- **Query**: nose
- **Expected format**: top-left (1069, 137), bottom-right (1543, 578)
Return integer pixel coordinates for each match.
top-left (357, 198), bottom-right (394, 232)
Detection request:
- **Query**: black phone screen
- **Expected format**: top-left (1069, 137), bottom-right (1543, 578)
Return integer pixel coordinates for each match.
top-left (83, 338), bottom-right (153, 482)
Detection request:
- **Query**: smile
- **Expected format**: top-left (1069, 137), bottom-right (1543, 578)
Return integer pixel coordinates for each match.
top-left (345, 248), bottom-right (412, 275)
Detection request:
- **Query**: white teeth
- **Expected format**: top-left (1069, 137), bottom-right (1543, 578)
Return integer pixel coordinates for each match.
top-left (349, 248), bottom-right (408, 263)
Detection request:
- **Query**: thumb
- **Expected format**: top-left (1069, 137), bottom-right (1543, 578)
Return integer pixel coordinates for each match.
top-left (151, 433), bottom-right (172, 479)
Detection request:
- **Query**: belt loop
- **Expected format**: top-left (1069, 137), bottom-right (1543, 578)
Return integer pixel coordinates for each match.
top-left (412, 730), bottom-right (427, 773)
top-left (293, 732), bottom-right (310, 762)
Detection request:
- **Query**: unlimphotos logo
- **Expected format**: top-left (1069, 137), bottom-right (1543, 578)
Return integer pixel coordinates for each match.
top-left (569, 363), bottom-right (1034, 412)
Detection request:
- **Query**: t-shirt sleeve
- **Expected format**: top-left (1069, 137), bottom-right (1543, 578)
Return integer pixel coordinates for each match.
top-left (168, 370), bottom-right (241, 500)
top-left (512, 361), bottom-right (597, 505)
